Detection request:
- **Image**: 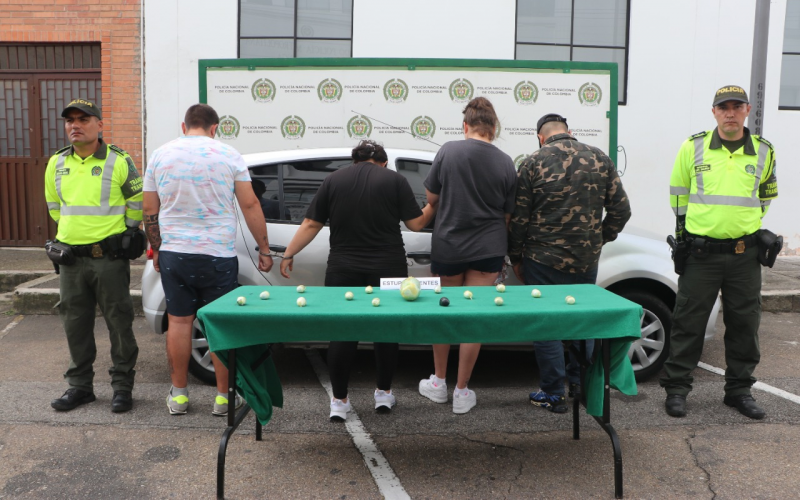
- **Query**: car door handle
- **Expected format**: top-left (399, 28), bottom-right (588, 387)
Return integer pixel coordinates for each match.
top-left (407, 252), bottom-right (431, 264)
top-left (255, 245), bottom-right (287, 254)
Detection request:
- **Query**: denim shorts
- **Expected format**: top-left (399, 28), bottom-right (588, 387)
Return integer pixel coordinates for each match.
top-left (430, 256), bottom-right (505, 277)
top-left (159, 250), bottom-right (239, 317)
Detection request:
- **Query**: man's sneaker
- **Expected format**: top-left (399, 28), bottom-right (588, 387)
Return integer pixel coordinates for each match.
top-left (374, 389), bottom-right (396, 413)
top-left (568, 383), bottom-right (581, 399)
top-left (529, 390), bottom-right (568, 413)
top-left (166, 390), bottom-right (189, 415)
top-left (51, 388), bottom-right (96, 411)
top-left (419, 375), bottom-right (448, 403)
top-left (452, 388), bottom-right (477, 414)
top-left (330, 398), bottom-right (352, 422)
top-left (212, 394), bottom-right (244, 416)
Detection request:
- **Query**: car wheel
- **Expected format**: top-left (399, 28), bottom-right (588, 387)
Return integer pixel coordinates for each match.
top-left (188, 319), bottom-right (217, 385)
top-left (616, 290), bottom-right (672, 382)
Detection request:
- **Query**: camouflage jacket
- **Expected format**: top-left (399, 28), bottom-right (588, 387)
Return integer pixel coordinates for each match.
top-left (508, 133), bottom-right (631, 273)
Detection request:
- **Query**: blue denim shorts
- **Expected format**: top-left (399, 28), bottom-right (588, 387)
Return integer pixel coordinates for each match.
top-left (430, 256), bottom-right (505, 277)
top-left (159, 251), bottom-right (239, 317)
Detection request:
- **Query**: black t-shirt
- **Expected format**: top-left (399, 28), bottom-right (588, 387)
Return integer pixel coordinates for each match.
top-left (305, 161), bottom-right (423, 273)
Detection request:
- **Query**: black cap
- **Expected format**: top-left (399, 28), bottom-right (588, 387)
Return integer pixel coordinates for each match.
top-left (712, 85), bottom-right (749, 107)
top-left (536, 113), bottom-right (568, 132)
top-left (61, 99), bottom-right (102, 120)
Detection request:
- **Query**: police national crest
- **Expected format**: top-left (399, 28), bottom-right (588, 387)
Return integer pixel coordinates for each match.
top-left (217, 115), bottom-right (241, 140)
top-left (251, 78), bottom-right (276, 103)
top-left (317, 78), bottom-right (342, 103)
top-left (281, 115), bottom-right (306, 140)
top-left (383, 78), bottom-right (409, 103)
top-left (579, 82), bottom-right (602, 106)
top-left (411, 116), bottom-right (436, 140)
top-left (514, 81), bottom-right (539, 105)
top-left (347, 115), bottom-right (372, 139)
top-left (449, 78), bottom-right (474, 103)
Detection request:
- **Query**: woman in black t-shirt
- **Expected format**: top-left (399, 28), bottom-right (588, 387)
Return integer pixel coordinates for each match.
top-left (280, 140), bottom-right (437, 422)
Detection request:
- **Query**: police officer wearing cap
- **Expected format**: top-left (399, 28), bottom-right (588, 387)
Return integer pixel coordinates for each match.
top-left (44, 99), bottom-right (143, 413)
top-left (660, 86), bottom-right (778, 419)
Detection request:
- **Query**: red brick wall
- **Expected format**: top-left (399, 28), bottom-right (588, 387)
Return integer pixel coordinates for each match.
top-left (0, 0), bottom-right (143, 172)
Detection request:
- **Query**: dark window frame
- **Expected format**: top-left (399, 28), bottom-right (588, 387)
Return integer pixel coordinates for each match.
top-left (237, 1), bottom-right (354, 58)
top-left (779, 52), bottom-right (800, 110)
top-left (513, 0), bottom-right (631, 105)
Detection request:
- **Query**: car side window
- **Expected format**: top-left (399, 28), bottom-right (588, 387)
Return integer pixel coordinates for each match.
top-left (250, 158), bottom-right (352, 224)
top-left (395, 158), bottom-right (434, 232)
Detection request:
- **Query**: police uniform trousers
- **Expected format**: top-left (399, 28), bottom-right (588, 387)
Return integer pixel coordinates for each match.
top-left (659, 245), bottom-right (761, 397)
top-left (58, 254), bottom-right (138, 392)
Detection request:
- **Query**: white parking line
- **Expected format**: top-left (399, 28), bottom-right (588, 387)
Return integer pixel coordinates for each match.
top-left (698, 361), bottom-right (800, 404)
top-left (306, 350), bottom-right (410, 500)
top-left (0, 315), bottom-right (24, 342)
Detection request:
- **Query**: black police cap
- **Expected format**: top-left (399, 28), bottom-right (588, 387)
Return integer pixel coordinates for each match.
top-left (61, 99), bottom-right (102, 120)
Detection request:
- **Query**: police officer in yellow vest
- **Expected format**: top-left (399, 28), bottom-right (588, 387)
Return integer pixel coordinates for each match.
top-left (660, 86), bottom-right (778, 419)
top-left (44, 99), bottom-right (143, 413)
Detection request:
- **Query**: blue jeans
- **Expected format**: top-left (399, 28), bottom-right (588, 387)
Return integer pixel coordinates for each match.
top-left (522, 258), bottom-right (597, 396)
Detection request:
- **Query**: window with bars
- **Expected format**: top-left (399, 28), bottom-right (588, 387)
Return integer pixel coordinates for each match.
top-left (780, 0), bottom-right (800, 109)
top-left (515, 0), bottom-right (630, 104)
top-left (239, 0), bottom-right (353, 58)
top-left (0, 44), bottom-right (101, 71)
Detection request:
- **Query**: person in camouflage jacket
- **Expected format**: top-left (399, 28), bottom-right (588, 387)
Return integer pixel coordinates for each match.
top-left (508, 113), bottom-right (631, 413)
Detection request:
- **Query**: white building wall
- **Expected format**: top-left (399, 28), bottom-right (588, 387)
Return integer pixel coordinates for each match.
top-left (143, 0), bottom-right (799, 251)
top-left (143, 0), bottom-right (238, 161)
top-left (352, 0), bottom-right (516, 59)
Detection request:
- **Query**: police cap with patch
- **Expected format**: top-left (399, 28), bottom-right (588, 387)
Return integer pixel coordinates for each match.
top-left (536, 113), bottom-right (568, 132)
top-left (712, 85), bottom-right (749, 107)
top-left (61, 99), bottom-right (102, 120)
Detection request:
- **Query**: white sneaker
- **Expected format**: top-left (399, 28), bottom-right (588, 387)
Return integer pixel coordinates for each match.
top-left (330, 398), bottom-right (352, 422)
top-left (374, 389), bottom-right (397, 413)
top-left (419, 375), bottom-right (448, 403)
top-left (453, 388), bottom-right (477, 414)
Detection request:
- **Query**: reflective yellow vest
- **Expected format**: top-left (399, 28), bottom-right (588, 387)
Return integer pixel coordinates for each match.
top-left (669, 128), bottom-right (777, 239)
top-left (44, 140), bottom-right (143, 245)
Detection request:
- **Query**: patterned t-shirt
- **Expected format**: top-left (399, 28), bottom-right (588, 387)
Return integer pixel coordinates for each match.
top-left (143, 135), bottom-right (250, 257)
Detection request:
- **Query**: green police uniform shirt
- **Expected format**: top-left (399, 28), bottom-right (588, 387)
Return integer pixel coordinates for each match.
top-left (669, 127), bottom-right (777, 240)
top-left (45, 139), bottom-right (144, 245)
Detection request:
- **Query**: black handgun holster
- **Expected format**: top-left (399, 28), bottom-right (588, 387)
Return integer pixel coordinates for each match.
top-left (756, 229), bottom-right (783, 268)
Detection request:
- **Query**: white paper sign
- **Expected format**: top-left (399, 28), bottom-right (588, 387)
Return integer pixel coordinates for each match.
top-left (380, 277), bottom-right (441, 290)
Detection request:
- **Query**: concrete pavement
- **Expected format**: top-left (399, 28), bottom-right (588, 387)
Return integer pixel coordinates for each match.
top-left (0, 310), bottom-right (799, 498)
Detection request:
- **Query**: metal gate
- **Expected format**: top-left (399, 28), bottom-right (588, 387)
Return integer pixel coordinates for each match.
top-left (0, 44), bottom-right (101, 246)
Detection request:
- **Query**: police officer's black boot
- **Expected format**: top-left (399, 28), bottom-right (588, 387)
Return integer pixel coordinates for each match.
top-left (664, 394), bottom-right (687, 418)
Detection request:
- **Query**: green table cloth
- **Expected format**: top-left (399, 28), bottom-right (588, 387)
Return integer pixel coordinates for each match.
top-left (198, 284), bottom-right (642, 423)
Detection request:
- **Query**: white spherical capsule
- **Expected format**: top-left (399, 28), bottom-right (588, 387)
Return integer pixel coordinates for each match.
top-left (565, 295), bottom-right (576, 305)
top-left (345, 291), bottom-right (354, 300)
top-left (496, 283), bottom-right (506, 293)
top-left (365, 285), bottom-right (374, 294)
top-left (236, 296), bottom-right (246, 306)
top-left (531, 289), bottom-right (542, 298)
top-left (297, 297), bottom-right (307, 307)
top-left (259, 291), bottom-right (270, 300)
top-left (463, 290), bottom-right (473, 300)
top-left (296, 285), bottom-right (306, 293)
top-left (372, 298), bottom-right (380, 307)
top-left (434, 285), bottom-right (442, 294)
top-left (494, 297), bottom-right (504, 306)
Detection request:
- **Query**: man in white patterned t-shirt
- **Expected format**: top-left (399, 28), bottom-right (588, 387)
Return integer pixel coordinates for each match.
top-left (143, 103), bottom-right (272, 417)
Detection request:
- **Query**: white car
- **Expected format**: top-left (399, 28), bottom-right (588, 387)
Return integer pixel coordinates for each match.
top-left (141, 148), bottom-right (720, 384)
